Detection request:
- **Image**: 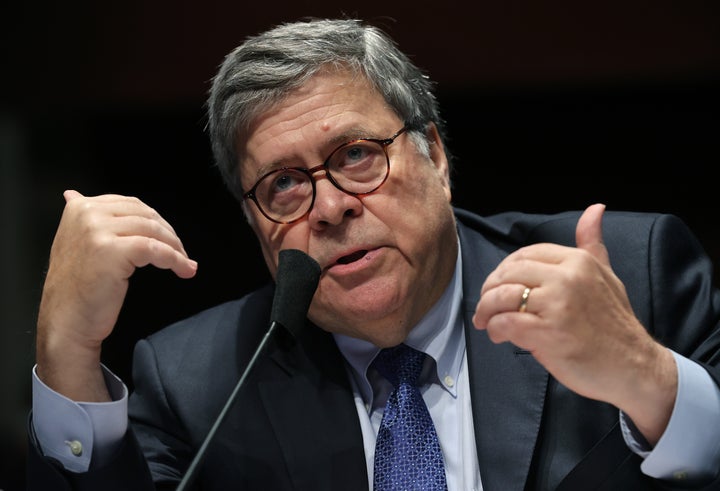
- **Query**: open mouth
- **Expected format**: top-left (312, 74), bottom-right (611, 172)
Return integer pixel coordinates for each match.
top-left (336, 250), bottom-right (368, 264)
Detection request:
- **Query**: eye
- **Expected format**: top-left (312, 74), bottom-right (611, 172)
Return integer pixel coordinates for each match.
top-left (344, 144), bottom-right (370, 162)
top-left (258, 168), bottom-right (310, 205)
top-left (270, 170), bottom-right (303, 193)
top-left (332, 141), bottom-right (380, 171)
top-left (259, 168), bottom-right (312, 213)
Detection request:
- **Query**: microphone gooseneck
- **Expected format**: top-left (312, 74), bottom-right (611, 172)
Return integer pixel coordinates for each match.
top-left (176, 249), bottom-right (321, 490)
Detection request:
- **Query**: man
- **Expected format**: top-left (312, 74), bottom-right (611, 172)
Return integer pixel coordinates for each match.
top-left (28, 17), bottom-right (720, 490)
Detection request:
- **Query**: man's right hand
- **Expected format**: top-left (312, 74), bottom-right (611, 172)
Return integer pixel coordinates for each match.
top-left (35, 190), bottom-right (197, 402)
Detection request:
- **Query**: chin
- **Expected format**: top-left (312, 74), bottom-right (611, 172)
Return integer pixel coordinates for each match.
top-left (349, 319), bottom-right (412, 348)
top-left (371, 330), bottom-right (411, 348)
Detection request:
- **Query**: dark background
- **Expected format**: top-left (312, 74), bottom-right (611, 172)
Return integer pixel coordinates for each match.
top-left (2, 2), bottom-right (719, 489)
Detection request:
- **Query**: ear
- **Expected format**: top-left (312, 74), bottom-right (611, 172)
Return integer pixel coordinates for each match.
top-left (425, 122), bottom-right (452, 200)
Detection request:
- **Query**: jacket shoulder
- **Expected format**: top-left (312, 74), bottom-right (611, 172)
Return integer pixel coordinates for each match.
top-left (454, 206), bottom-right (671, 248)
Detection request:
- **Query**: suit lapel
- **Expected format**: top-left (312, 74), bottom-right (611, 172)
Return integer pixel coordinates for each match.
top-left (459, 221), bottom-right (549, 491)
top-left (259, 324), bottom-right (369, 491)
top-left (465, 324), bottom-right (548, 491)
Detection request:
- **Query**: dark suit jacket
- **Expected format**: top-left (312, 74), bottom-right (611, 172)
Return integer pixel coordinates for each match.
top-left (27, 207), bottom-right (720, 490)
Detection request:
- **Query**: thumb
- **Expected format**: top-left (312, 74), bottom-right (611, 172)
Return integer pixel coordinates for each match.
top-left (63, 189), bottom-right (84, 202)
top-left (576, 203), bottom-right (610, 265)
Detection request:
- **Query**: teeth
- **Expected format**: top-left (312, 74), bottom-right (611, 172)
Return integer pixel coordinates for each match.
top-left (337, 250), bottom-right (368, 264)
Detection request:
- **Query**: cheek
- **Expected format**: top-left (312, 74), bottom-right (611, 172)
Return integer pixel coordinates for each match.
top-left (391, 151), bottom-right (448, 197)
top-left (389, 176), bottom-right (455, 258)
top-left (384, 168), bottom-right (451, 227)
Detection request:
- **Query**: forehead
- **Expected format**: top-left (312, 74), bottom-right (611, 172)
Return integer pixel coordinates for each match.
top-left (255, 71), bottom-right (390, 135)
top-left (238, 71), bottom-right (400, 178)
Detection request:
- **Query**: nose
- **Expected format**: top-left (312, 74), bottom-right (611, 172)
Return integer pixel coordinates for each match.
top-left (307, 176), bottom-right (363, 228)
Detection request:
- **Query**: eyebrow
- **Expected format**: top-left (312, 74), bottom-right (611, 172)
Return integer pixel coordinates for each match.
top-left (251, 126), bottom-right (383, 179)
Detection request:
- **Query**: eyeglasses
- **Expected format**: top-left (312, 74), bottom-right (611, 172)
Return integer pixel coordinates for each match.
top-left (243, 127), bottom-right (408, 224)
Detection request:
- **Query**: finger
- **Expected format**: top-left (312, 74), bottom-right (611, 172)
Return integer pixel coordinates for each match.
top-left (112, 198), bottom-right (187, 254)
top-left (473, 283), bottom-right (538, 329)
top-left (111, 215), bottom-right (190, 259)
top-left (65, 193), bottom-right (191, 257)
top-left (480, 253), bottom-right (560, 296)
top-left (121, 235), bottom-right (198, 279)
top-left (60, 193), bottom-right (198, 278)
top-left (479, 305), bottom-right (539, 347)
top-left (575, 203), bottom-right (610, 266)
top-left (63, 189), bottom-right (84, 202)
top-left (111, 212), bottom-right (197, 277)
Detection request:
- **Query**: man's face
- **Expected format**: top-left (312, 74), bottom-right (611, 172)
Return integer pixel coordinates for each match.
top-left (239, 70), bottom-right (458, 347)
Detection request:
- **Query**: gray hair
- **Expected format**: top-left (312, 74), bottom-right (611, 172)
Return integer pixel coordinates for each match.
top-left (206, 17), bottom-right (450, 200)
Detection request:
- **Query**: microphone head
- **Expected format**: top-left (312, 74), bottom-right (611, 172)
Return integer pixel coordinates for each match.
top-left (271, 249), bottom-right (321, 337)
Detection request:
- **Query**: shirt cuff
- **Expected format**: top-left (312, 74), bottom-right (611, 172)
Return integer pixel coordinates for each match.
top-left (621, 350), bottom-right (720, 482)
top-left (31, 364), bottom-right (128, 472)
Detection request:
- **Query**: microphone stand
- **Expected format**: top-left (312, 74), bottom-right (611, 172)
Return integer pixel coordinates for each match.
top-left (175, 249), bottom-right (320, 490)
top-left (175, 320), bottom-right (281, 491)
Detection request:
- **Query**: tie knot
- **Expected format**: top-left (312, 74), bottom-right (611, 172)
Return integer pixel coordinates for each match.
top-left (372, 344), bottom-right (425, 387)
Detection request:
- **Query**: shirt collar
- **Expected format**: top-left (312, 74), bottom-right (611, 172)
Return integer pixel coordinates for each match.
top-left (334, 239), bottom-right (465, 406)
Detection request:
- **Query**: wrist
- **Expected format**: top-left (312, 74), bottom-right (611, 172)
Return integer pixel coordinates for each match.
top-left (36, 322), bottom-right (110, 402)
top-left (619, 345), bottom-right (678, 445)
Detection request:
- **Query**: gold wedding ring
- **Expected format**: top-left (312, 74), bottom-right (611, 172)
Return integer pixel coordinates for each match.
top-left (518, 287), bottom-right (531, 313)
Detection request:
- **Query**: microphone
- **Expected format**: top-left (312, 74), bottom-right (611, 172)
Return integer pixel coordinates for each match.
top-left (176, 249), bottom-right (321, 490)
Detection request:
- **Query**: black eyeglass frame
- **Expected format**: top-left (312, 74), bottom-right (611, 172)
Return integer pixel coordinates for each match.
top-left (242, 126), bottom-right (409, 224)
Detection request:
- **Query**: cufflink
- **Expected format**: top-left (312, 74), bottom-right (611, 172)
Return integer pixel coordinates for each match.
top-left (65, 440), bottom-right (83, 456)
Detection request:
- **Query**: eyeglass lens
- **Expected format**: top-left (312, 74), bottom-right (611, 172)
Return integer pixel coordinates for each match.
top-left (254, 139), bottom-right (390, 223)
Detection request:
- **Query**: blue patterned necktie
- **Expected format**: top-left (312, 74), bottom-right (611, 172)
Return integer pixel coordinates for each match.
top-left (372, 344), bottom-right (448, 490)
